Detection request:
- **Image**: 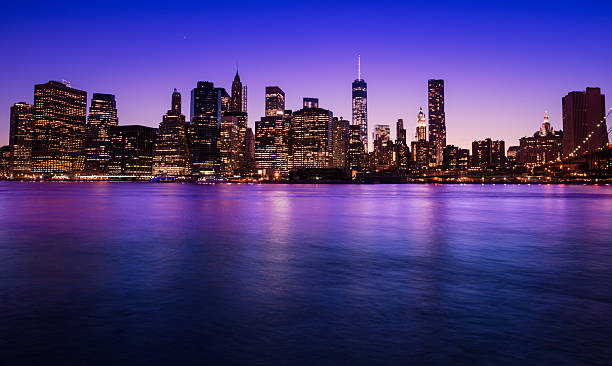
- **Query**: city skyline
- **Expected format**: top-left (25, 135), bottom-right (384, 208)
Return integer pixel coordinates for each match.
top-left (2, 1), bottom-right (611, 149)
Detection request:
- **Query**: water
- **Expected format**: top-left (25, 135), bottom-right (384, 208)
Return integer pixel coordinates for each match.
top-left (1, 182), bottom-right (611, 365)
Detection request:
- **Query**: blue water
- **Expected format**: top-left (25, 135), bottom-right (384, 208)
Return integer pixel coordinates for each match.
top-left (1, 182), bottom-right (611, 365)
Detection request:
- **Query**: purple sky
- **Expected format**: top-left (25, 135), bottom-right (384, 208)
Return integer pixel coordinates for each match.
top-left (1, 0), bottom-right (611, 150)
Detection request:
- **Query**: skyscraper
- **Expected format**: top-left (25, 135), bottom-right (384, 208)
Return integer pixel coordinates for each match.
top-left (265, 86), bottom-right (285, 117)
top-left (373, 124), bottom-right (393, 167)
top-left (219, 115), bottom-right (240, 176)
top-left (331, 118), bottom-right (349, 169)
top-left (395, 118), bottom-right (409, 169)
top-left (230, 71), bottom-right (244, 113)
top-left (255, 116), bottom-right (281, 176)
top-left (153, 89), bottom-right (191, 176)
top-left (108, 125), bottom-right (156, 176)
top-left (428, 79), bottom-right (446, 167)
top-left (471, 138), bottom-right (505, 170)
top-left (84, 93), bottom-right (119, 174)
top-left (291, 98), bottom-right (333, 169)
top-left (31, 81), bottom-right (87, 175)
top-left (348, 124), bottom-right (365, 171)
top-left (416, 107), bottom-right (427, 141)
top-left (562, 87), bottom-right (608, 158)
top-left (9, 102), bottom-right (34, 177)
top-left (411, 108), bottom-right (429, 170)
top-left (191, 81), bottom-right (222, 175)
top-left (352, 55), bottom-right (368, 152)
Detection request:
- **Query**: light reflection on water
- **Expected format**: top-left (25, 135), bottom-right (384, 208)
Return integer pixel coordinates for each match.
top-left (1, 182), bottom-right (611, 365)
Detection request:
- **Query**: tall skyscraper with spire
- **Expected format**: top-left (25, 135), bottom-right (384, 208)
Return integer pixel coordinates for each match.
top-left (230, 71), bottom-right (244, 113)
top-left (416, 107), bottom-right (427, 141)
top-left (352, 55), bottom-right (368, 152)
top-left (428, 79), bottom-right (446, 167)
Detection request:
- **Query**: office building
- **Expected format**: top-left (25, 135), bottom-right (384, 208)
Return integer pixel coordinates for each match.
top-left (191, 82), bottom-right (222, 175)
top-left (290, 98), bottom-right (333, 169)
top-left (108, 125), bottom-right (156, 176)
top-left (428, 79), bottom-right (446, 167)
top-left (352, 55), bottom-right (368, 152)
top-left (562, 87), bottom-right (607, 158)
top-left (31, 81), bottom-right (87, 175)
top-left (471, 138), bottom-right (505, 170)
top-left (84, 93), bottom-right (119, 174)
top-left (219, 115), bottom-right (240, 176)
top-left (9, 102), bottom-right (34, 177)
top-left (153, 89), bottom-right (191, 176)
top-left (519, 112), bottom-right (563, 166)
top-left (332, 118), bottom-right (349, 169)
top-left (265, 86), bottom-right (285, 117)
top-left (395, 118), bottom-right (409, 169)
top-left (443, 145), bottom-right (469, 171)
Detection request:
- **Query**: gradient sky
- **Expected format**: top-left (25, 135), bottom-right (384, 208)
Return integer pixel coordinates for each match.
top-left (1, 0), bottom-right (611, 150)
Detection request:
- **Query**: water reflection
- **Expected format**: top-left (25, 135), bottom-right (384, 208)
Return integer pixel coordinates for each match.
top-left (1, 182), bottom-right (612, 365)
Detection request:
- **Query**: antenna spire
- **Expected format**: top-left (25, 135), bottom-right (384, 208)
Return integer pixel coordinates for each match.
top-left (358, 54), bottom-right (361, 80)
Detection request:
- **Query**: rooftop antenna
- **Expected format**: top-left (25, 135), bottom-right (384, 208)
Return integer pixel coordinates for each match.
top-left (358, 54), bottom-right (361, 80)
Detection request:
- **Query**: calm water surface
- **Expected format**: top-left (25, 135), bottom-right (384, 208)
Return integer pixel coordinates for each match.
top-left (1, 182), bottom-right (612, 365)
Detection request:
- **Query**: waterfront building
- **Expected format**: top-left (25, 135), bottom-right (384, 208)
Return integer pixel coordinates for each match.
top-left (428, 79), bottom-right (446, 167)
top-left (471, 138), bottom-right (505, 170)
top-left (31, 81), bottom-right (87, 175)
top-left (411, 108), bottom-right (429, 170)
top-left (562, 87), bottom-right (607, 158)
top-left (84, 93), bottom-right (119, 175)
top-left (0, 146), bottom-right (10, 178)
top-left (290, 98), bottom-right (333, 169)
top-left (352, 55), bottom-right (368, 152)
top-left (153, 89), bottom-right (191, 176)
top-left (245, 127), bottom-right (255, 173)
top-left (373, 124), bottom-right (394, 168)
top-left (108, 125), bottom-right (156, 176)
top-left (9, 102), bottom-right (34, 178)
top-left (191, 82), bottom-right (222, 175)
top-left (519, 111), bottom-right (563, 167)
top-left (219, 115), bottom-right (240, 176)
top-left (395, 118), bottom-right (409, 169)
top-left (332, 118), bottom-right (350, 169)
top-left (443, 145), bottom-right (469, 171)
top-left (348, 124), bottom-right (365, 172)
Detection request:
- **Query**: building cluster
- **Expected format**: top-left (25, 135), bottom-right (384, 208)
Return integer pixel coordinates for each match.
top-left (1, 65), bottom-right (610, 181)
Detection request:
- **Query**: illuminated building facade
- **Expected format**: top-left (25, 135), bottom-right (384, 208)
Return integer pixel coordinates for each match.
top-left (471, 138), bottom-right (505, 170)
top-left (443, 145), bottom-right (469, 171)
top-left (291, 99), bottom-right (333, 169)
top-left (519, 112), bottom-right (563, 166)
top-left (373, 124), bottom-right (393, 167)
top-left (9, 102), bottom-right (34, 177)
top-left (352, 55), bottom-right (368, 152)
top-left (562, 87), bottom-right (607, 158)
top-left (153, 89), bottom-right (191, 176)
top-left (395, 118), bottom-right (409, 169)
top-left (108, 125), bottom-right (156, 176)
top-left (191, 82), bottom-right (222, 174)
top-left (84, 93), bottom-right (118, 174)
top-left (331, 118), bottom-right (349, 169)
top-left (219, 115), bottom-right (240, 176)
top-left (31, 81), bottom-right (87, 175)
top-left (265, 86), bottom-right (285, 117)
top-left (428, 79), bottom-right (446, 167)
top-left (411, 108), bottom-right (429, 169)
top-left (255, 116), bottom-right (280, 175)
top-left (0, 146), bottom-right (10, 178)
top-left (348, 124), bottom-right (365, 171)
